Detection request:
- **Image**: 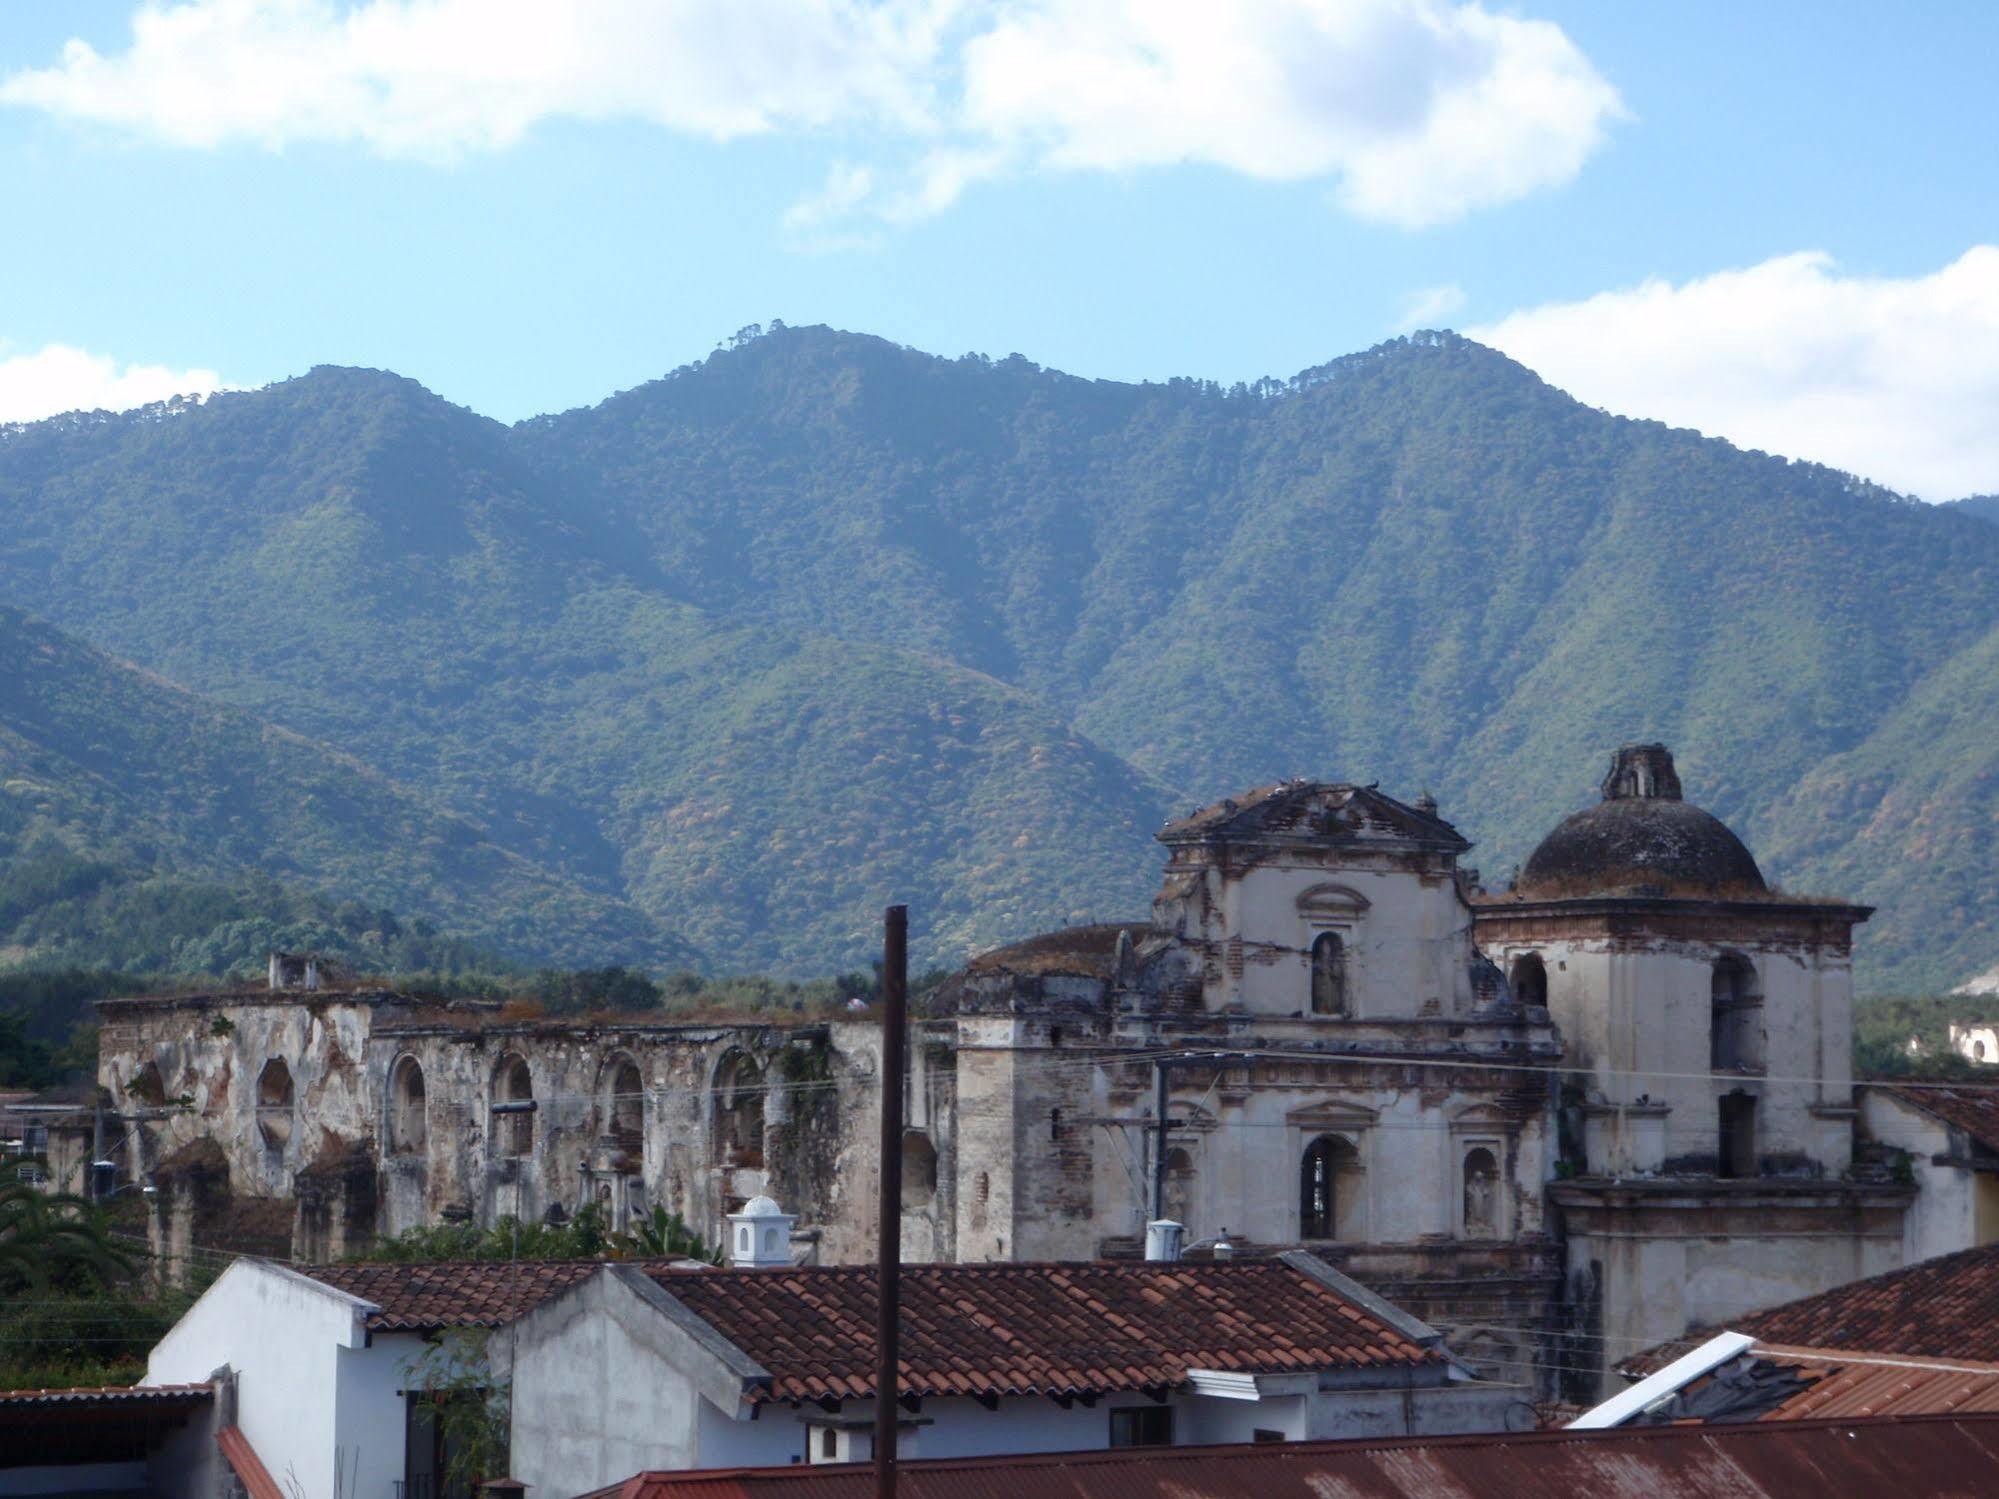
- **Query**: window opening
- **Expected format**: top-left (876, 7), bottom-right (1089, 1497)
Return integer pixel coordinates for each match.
top-left (390, 1056), bottom-right (427, 1155)
top-left (1710, 955), bottom-right (1765, 1071)
top-left (900, 1131), bottom-right (938, 1210)
top-left (602, 1056), bottom-right (644, 1156)
top-left (1299, 1134), bottom-right (1363, 1240)
top-left (492, 1054), bottom-right (535, 1158)
top-left (1509, 954), bottom-right (1548, 1008)
top-left (1718, 1092), bottom-right (1758, 1179)
top-left (714, 1053), bottom-right (766, 1168)
top-left (1109, 1407), bottom-right (1173, 1448)
top-left (255, 1059), bottom-right (295, 1149)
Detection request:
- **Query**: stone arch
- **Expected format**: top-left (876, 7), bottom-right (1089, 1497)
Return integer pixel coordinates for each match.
top-left (388, 1055), bottom-right (427, 1155)
top-left (1299, 1133), bottom-right (1365, 1241)
top-left (599, 1053), bottom-right (645, 1156)
top-left (901, 1131), bottom-right (938, 1210)
top-left (255, 1058), bottom-right (295, 1149)
top-left (1310, 932), bottom-right (1348, 1016)
top-left (713, 1052), bottom-right (766, 1168)
top-left (491, 1053), bottom-right (535, 1159)
top-left (1509, 953), bottom-right (1548, 1008)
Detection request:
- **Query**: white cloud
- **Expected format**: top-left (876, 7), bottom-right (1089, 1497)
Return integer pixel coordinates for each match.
top-left (4, 1), bottom-right (1621, 229)
top-left (1470, 247), bottom-right (1999, 502)
top-left (0, 343), bottom-right (226, 425)
top-left (952, 0), bottom-right (1621, 228)
top-left (1395, 282), bottom-right (1467, 331)
top-left (0, 0), bottom-right (949, 161)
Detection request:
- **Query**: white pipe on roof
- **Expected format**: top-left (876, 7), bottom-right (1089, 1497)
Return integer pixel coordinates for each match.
top-left (1566, 1331), bottom-right (1756, 1429)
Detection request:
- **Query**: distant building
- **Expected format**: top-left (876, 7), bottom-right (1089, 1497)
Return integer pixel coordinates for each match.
top-left (1948, 1022), bottom-right (1999, 1064)
top-left (80, 742), bottom-right (1938, 1400)
top-left (140, 1245), bottom-right (1508, 1497)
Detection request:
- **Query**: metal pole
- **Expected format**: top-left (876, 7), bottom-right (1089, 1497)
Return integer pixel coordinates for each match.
top-left (1151, 1059), bottom-right (1169, 1225)
top-left (875, 905), bottom-right (908, 1499)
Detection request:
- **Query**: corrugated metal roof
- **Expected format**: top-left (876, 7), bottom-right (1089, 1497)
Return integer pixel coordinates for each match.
top-left (0, 1382), bottom-right (212, 1407)
top-left (587, 1412), bottom-right (1999, 1499)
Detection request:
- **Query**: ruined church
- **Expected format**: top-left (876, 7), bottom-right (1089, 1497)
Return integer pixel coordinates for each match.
top-left (71, 744), bottom-right (1929, 1396)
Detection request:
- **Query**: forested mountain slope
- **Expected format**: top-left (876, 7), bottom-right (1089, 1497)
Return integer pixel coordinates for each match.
top-left (0, 606), bottom-right (677, 970)
top-left (3, 327), bottom-right (1996, 987)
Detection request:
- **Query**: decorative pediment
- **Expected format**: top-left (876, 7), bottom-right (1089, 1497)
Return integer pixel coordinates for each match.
top-left (1285, 1098), bottom-right (1380, 1133)
top-left (1296, 882), bottom-right (1372, 917)
top-left (1448, 1102), bottom-right (1518, 1134)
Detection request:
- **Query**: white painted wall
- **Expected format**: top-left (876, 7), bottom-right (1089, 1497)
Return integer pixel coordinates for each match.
top-left (144, 1259), bottom-right (414, 1499)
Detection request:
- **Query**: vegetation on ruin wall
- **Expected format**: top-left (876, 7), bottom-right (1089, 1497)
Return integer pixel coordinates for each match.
top-left (366, 1203), bottom-right (719, 1265)
top-left (5, 326), bottom-right (1999, 987)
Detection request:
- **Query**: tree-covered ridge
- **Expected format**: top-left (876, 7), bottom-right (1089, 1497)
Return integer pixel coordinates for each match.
top-left (3, 326), bottom-right (1999, 988)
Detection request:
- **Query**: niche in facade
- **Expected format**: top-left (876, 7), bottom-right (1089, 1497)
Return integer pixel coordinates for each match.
top-left (1164, 1147), bottom-right (1195, 1226)
top-left (1310, 933), bottom-right (1348, 1016)
top-left (601, 1055), bottom-right (645, 1157)
top-left (1710, 954), bottom-right (1765, 1071)
top-left (389, 1055), bottom-right (427, 1155)
top-left (491, 1053), bottom-right (535, 1158)
top-left (1299, 1133), bottom-right (1365, 1241)
top-left (1461, 1146), bottom-right (1500, 1238)
top-left (1509, 954), bottom-right (1548, 1008)
top-left (714, 1053), bottom-right (767, 1168)
top-left (901, 1131), bottom-right (938, 1210)
top-left (256, 1058), bottom-right (295, 1150)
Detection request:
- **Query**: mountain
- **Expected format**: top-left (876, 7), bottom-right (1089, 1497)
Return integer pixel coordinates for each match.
top-left (3, 325), bottom-right (1997, 988)
top-left (1947, 495), bottom-right (1999, 526)
top-left (0, 606), bottom-right (681, 971)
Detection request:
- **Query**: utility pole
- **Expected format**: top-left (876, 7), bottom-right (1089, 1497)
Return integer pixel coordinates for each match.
top-left (1151, 1060), bottom-right (1170, 1225)
top-left (875, 905), bottom-right (908, 1499)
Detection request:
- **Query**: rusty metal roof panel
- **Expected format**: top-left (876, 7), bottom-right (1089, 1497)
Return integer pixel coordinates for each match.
top-left (595, 1413), bottom-right (1999, 1499)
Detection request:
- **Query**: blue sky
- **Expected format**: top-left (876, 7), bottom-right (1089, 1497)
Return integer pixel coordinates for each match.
top-left (2, 2), bottom-right (1995, 498)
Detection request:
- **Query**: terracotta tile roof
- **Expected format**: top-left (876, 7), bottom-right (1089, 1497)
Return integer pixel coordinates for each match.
top-left (584, 1413), bottom-right (1999, 1499)
top-left (1620, 1240), bottom-right (1999, 1375)
top-left (1753, 1346), bottom-right (1999, 1420)
top-left (218, 1425), bottom-right (284, 1499)
top-left (641, 1257), bottom-right (1442, 1403)
top-left (1884, 1083), bottom-right (1999, 1154)
top-left (303, 1259), bottom-right (615, 1331)
top-left (964, 923), bottom-right (1152, 978)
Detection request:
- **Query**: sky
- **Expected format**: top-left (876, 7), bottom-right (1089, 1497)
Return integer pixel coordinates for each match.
top-left (1, 1), bottom-right (1995, 500)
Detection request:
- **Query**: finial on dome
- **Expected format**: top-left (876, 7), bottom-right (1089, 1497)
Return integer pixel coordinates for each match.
top-left (1601, 744), bottom-right (1682, 802)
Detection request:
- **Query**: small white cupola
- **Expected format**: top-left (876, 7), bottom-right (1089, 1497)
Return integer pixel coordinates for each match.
top-left (727, 1194), bottom-right (796, 1268)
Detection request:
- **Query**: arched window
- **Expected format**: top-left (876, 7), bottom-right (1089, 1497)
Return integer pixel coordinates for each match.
top-left (1710, 955), bottom-right (1764, 1071)
top-left (1164, 1147), bottom-right (1195, 1227)
top-left (491, 1054), bottom-right (535, 1158)
top-left (256, 1058), bottom-right (295, 1149)
top-left (1299, 1134), bottom-right (1364, 1240)
top-left (600, 1056), bottom-right (645, 1156)
top-left (901, 1131), bottom-right (938, 1210)
top-left (1310, 933), bottom-right (1348, 1016)
top-left (1509, 954), bottom-right (1547, 1008)
top-left (714, 1053), bottom-right (766, 1168)
top-left (1462, 1147), bottom-right (1500, 1238)
top-left (389, 1056), bottom-right (427, 1155)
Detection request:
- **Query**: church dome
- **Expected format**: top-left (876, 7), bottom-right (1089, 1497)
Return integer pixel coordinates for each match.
top-left (1516, 744), bottom-right (1765, 899)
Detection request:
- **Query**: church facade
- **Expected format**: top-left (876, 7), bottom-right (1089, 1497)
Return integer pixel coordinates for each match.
top-left (74, 745), bottom-right (1918, 1396)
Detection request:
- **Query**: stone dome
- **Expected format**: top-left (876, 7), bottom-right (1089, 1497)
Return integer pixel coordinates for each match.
top-left (737, 1194), bottom-right (786, 1218)
top-left (1516, 744), bottom-right (1765, 899)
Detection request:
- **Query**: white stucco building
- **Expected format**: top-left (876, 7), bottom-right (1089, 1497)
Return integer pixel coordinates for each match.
top-left (506, 1251), bottom-right (1519, 1497)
